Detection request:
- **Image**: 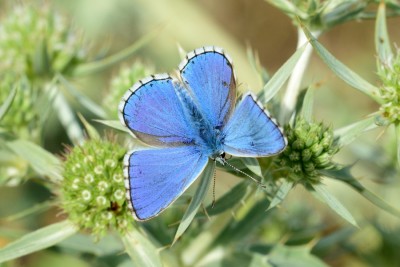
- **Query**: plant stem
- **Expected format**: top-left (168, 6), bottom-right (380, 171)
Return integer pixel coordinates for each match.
top-left (280, 27), bottom-right (321, 123)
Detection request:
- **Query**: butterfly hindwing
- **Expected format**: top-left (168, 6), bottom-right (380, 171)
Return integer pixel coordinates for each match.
top-left (119, 74), bottom-right (196, 146)
top-left (222, 93), bottom-right (287, 157)
top-left (124, 146), bottom-right (209, 221)
top-left (179, 46), bottom-right (236, 128)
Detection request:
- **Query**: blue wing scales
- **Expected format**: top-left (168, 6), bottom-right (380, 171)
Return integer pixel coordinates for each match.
top-left (179, 46), bottom-right (236, 128)
top-left (124, 146), bottom-right (209, 221)
top-left (222, 93), bottom-right (287, 157)
top-left (119, 74), bottom-right (196, 146)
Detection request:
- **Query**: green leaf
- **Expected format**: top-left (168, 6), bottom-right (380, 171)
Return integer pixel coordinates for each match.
top-left (322, 167), bottom-right (400, 217)
top-left (311, 183), bottom-right (358, 227)
top-left (300, 87), bottom-right (314, 122)
top-left (58, 75), bottom-right (107, 118)
top-left (247, 46), bottom-right (270, 87)
top-left (77, 114), bottom-right (100, 140)
top-left (173, 161), bottom-right (215, 243)
top-left (197, 252), bottom-right (271, 267)
top-left (0, 85), bottom-right (17, 121)
top-left (59, 233), bottom-right (124, 256)
top-left (240, 158), bottom-right (262, 178)
top-left (334, 115), bottom-right (379, 148)
top-left (204, 180), bottom-right (248, 216)
top-left (213, 200), bottom-right (271, 246)
top-left (302, 26), bottom-right (381, 102)
top-left (94, 119), bottom-right (131, 133)
top-left (0, 220), bottom-right (78, 263)
top-left (267, 244), bottom-right (328, 267)
top-left (4, 201), bottom-right (53, 222)
top-left (375, 2), bottom-right (393, 65)
top-left (259, 44), bottom-right (306, 104)
top-left (268, 180), bottom-right (293, 210)
top-left (72, 28), bottom-right (160, 76)
top-left (397, 124), bottom-right (400, 168)
top-left (121, 228), bottom-right (162, 267)
top-left (7, 139), bottom-right (62, 183)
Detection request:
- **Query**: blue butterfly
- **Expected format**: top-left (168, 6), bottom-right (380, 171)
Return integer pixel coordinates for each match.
top-left (119, 46), bottom-right (287, 221)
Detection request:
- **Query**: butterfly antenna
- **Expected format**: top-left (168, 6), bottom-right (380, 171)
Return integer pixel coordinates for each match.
top-left (221, 158), bottom-right (267, 189)
top-left (212, 169), bottom-right (217, 208)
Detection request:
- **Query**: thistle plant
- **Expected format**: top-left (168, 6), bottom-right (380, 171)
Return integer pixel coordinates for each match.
top-left (2, 1), bottom-right (400, 267)
top-left (61, 137), bottom-right (133, 238)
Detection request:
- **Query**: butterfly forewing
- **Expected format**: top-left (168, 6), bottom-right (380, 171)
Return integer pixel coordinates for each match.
top-left (179, 46), bottom-right (236, 129)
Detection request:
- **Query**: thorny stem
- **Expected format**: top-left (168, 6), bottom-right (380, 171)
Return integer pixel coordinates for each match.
top-left (280, 27), bottom-right (321, 123)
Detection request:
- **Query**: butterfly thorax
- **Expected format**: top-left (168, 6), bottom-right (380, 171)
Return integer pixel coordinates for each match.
top-left (176, 85), bottom-right (224, 159)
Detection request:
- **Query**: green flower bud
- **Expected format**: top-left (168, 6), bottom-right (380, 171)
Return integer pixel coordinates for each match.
top-left (103, 61), bottom-right (154, 119)
top-left (378, 49), bottom-right (400, 125)
top-left (61, 138), bottom-right (134, 238)
top-left (277, 117), bottom-right (339, 185)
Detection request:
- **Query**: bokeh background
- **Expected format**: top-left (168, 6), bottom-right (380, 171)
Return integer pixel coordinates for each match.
top-left (1, 0), bottom-right (400, 266)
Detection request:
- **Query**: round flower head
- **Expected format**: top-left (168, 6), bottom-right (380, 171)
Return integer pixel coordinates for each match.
top-left (0, 5), bottom-right (85, 79)
top-left (61, 138), bottom-right (134, 238)
top-left (103, 61), bottom-right (153, 119)
top-left (0, 74), bottom-right (39, 139)
top-left (378, 49), bottom-right (400, 125)
top-left (277, 117), bottom-right (339, 184)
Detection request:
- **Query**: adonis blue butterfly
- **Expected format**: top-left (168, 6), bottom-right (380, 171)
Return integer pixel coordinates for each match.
top-left (119, 46), bottom-right (287, 221)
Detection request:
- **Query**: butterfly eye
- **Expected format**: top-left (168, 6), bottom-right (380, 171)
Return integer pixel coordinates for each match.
top-left (220, 152), bottom-right (226, 159)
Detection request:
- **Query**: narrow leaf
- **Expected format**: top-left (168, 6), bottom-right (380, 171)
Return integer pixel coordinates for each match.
top-left (59, 233), bottom-right (124, 256)
top-left (204, 180), bottom-right (248, 216)
top-left (7, 139), bottom-right (62, 183)
top-left (397, 124), bottom-right (400, 168)
top-left (267, 244), bottom-right (328, 267)
top-left (78, 114), bottom-right (100, 140)
top-left (0, 86), bottom-right (17, 121)
top-left (240, 158), bottom-right (262, 178)
top-left (302, 26), bottom-right (381, 102)
top-left (268, 180), bottom-right (293, 210)
top-left (4, 201), bottom-right (53, 222)
top-left (121, 228), bottom-right (162, 267)
top-left (259, 44), bottom-right (306, 104)
top-left (334, 115), bottom-right (378, 148)
top-left (375, 2), bottom-right (393, 65)
top-left (72, 28), bottom-right (160, 76)
top-left (311, 183), bottom-right (358, 227)
top-left (94, 119), bottom-right (131, 133)
top-left (58, 75), bottom-right (107, 118)
top-left (0, 220), bottom-right (78, 263)
top-left (300, 87), bottom-right (314, 122)
top-left (322, 167), bottom-right (400, 217)
top-left (174, 161), bottom-right (215, 243)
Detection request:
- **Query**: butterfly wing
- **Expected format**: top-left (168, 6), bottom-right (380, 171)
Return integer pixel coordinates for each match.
top-left (222, 93), bottom-right (287, 157)
top-left (179, 46), bottom-right (236, 128)
top-left (119, 74), bottom-right (196, 146)
top-left (124, 146), bottom-right (208, 221)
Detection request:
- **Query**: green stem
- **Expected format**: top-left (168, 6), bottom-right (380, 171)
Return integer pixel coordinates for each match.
top-left (280, 27), bottom-right (321, 123)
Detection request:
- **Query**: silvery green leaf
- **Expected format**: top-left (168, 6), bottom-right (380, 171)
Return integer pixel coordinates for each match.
top-left (0, 86), bottom-right (17, 121)
top-left (302, 26), bottom-right (381, 103)
top-left (121, 228), bottom-right (162, 267)
top-left (7, 139), bottom-right (62, 183)
top-left (268, 180), bottom-right (293, 210)
top-left (375, 2), bottom-right (393, 66)
top-left (0, 220), bottom-right (78, 264)
top-left (311, 183), bottom-right (358, 227)
top-left (173, 161), bottom-right (215, 243)
top-left (334, 115), bottom-right (378, 148)
top-left (259, 44), bottom-right (307, 104)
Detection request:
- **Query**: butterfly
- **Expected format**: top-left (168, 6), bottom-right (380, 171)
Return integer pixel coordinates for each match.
top-left (119, 46), bottom-right (287, 221)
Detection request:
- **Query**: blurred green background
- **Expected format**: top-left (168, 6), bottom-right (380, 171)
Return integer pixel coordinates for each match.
top-left (1, 0), bottom-right (400, 266)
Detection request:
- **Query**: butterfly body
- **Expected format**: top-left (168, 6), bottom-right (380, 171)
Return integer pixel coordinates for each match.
top-left (119, 46), bottom-right (287, 221)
